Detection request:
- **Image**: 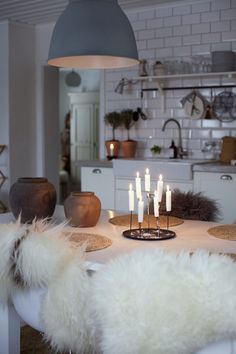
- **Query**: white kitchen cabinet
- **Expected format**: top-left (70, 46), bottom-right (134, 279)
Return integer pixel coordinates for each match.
top-left (194, 172), bottom-right (236, 224)
top-left (115, 177), bottom-right (193, 213)
top-left (81, 167), bottom-right (114, 210)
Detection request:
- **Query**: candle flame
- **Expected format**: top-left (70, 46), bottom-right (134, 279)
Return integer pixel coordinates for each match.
top-left (167, 185), bottom-right (170, 191)
top-left (159, 174), bottom-right (163, 181)
top-left (136, 171), bottom-right (139, 178)
top-left (110, 143), bottom-right (114, 149)
top-left (129, 183), bottom-right (133, 190)
top-left (145, 168), bottom-right (149, 174)
top-left (154, 190), bottom-right (158, 196)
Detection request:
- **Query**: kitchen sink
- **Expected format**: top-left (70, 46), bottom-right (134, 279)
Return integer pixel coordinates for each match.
top-left (112, 158), bottom-right (215, 180)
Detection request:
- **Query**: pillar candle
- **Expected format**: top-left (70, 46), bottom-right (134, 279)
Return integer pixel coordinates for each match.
top-left (135, 171), bottom-right (142, 199)
top-left (128, 183), bottom-right (134, 212)
top-left (110, 143), bottom-right (114, 157)
top-left (153, 190), bottom-right (159, 217)
top-left (144, 168), bottom-right (150, 192)
top-left (166, 185), bottom-right (172, 212)
top-left (157, 174), bottom-right (163, 202)
top-left (138, 196), bottom-right (144, 223)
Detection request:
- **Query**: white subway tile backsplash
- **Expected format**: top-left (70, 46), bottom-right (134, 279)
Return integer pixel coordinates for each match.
top-left (174, 46), bottom-right (191, 57)
top-left (173, 25), bottom-right (191, 36)
top-left (132, 21), bottom-right (146, 31)
top-left (192, 44), bottom-right (211, 55)
top-left (138, 49), bottom-right (155, 60)
top-left (231, 19), bottom-right (236, 30)
top-left (139, 9), bottom-right (155, 20)
top-left (201, 119), bottom-right (221, 128)
top-left (156, 7), bottom-right (172, 18)
top-left (202, 32), bottom-right (221, 43)
top-left (155, 47), bottom-right (173, 58)
top-left (192, 23), bottom-right (210, 34)
top-left (192, 129), bottom-right (211, 139)
top-left (182, 13), bottom-right (200, 25)
top-left (138, 29), bottom-right (155, 40)
top-left (156, 27), bottom-right (172, 38)
top-left (221, 9), bottom-right (236, 20)
top-left (211, 41), bottom-right (232, 50)
top-left (147, 38), bottom-right (164, 49)
top-left (211, 20), bottom-right (230, 32)
top-left (164, 36), bottom-right (182, 47)
top-left (164, 16), bottom-right (181, 27)
top-left (192, 2), bottom-right (210, 13)
top-left (183, 34), bottom-right (201, 45)
top-left (173, 5), bottom-right (191, 15)
top-left (201, 11), bottom-right (220, 22)
top-left (137, 40), bottom-right (147, 50)
top-left (222, 31), bottom-right (236, 41)
top-left (147, 18), bottom-right (163, 29)
top-left (212, 130), bottom-right (230, 138)
top-left (211, 0), bottom-right (231, 11)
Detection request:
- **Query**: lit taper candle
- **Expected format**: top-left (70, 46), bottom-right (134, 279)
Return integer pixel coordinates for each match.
top-left (154, 190), bottom-right (160, 217)
top-left (157, 174), bottom-right (163, 202)
top-left (128, 183), bottom-right (134, 212)
top-left (144, 168), bottom-right (150, 192)
top-left (138, 195), bottom-right (144, 223)
top-left (135, 171), bottom-right (142, 199)
top-left (110, 143), bottom-right (114, 157)
top-left (166, 185), bottom-right (172, 212)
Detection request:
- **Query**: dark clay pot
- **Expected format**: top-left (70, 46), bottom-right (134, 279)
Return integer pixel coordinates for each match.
top-left (64, 191), bottom-right (101, 227)
top-left (9, 177), bottom-right (57, 223)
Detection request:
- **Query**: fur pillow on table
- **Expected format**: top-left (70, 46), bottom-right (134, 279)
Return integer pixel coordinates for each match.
top-left (91, 250), bottom-right (236, 354)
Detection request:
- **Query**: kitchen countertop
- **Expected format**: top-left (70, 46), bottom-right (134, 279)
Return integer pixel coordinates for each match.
top-left (77, 159), bottom-right (112, 168)
top-left (77, 159), bottom-right (236, 173)
top-left (193, 161), bottom-right (236, 173)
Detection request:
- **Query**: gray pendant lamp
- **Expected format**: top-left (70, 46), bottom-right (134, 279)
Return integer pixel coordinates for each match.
top-left (48, 0), bottom-right (139, 69)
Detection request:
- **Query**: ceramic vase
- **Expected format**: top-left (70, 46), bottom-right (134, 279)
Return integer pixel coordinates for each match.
top-left (64, 191), bottom-right (101, 227)
top-left (9, 177), bottom-right (57, 223)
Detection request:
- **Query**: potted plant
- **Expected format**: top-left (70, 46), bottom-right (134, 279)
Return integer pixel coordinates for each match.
top-left (120, 109), bottom-right (137, 158)
top-left (150, 145), bottom-right (162, 157)
top-left (104, 111), bottom-right (122, 157)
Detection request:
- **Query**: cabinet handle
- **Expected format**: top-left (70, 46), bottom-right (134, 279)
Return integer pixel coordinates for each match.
top-left (220, 174), bottom-right (232, 181)
top-left (92, 168), bottom-right (102, 174)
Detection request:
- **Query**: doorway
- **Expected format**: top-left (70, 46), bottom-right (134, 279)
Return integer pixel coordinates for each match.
top-left (59, 69), bottom-right (101, 201)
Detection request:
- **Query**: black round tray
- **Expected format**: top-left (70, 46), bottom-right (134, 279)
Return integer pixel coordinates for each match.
top-left (123, 228), bottom-right (176, 241)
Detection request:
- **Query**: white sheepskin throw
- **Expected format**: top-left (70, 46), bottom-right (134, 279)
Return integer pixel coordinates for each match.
top-left (90, 250), bottom-right (236, 354)
top-left (1, 220), bottom-right (236, 354)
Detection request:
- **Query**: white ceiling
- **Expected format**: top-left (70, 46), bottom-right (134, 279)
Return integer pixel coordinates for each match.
top-left (0, 0), bottom-right (203, 25)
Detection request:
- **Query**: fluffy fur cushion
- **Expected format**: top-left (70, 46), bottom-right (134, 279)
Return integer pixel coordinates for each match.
top-left (91, 250), bottom-right (236, 354)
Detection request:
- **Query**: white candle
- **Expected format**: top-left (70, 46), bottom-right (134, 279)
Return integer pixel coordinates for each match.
top-left (110, 143), bottom-right (114, 157)
top-left (128, 183), bottom-right (134, 212)
top-left (135, 171), bottom-right (142, 199)
top-left (154, 190), bottom-right (159, 217)
top-left (166, 185), bottom-right (172, 212)
top-left (138, 196), bottom-right (144, 223)
top-left (144, 168), bottom-right (150, 192)
top-left (157, 174), bottom-right (163, 202)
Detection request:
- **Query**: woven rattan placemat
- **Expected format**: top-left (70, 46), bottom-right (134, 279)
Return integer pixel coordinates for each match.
top-left (65, 232), bottom-right (112, 252)
top-left (109, 214), bottom-right (183, 228)
top-left (207, 225), bottom-right (236, 241)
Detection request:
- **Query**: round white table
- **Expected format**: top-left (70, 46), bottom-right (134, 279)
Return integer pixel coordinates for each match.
top-left (1, 206), bottom-right (236, 354)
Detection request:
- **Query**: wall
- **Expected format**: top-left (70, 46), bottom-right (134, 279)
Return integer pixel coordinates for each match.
top-left (0, 21), bottom-right (35, 208)
top-left (104, 0), bottom-right (236, 159)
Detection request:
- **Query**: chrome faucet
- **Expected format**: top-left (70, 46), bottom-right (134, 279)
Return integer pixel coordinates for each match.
top-left (162, 118), bottom-right (186, 159)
